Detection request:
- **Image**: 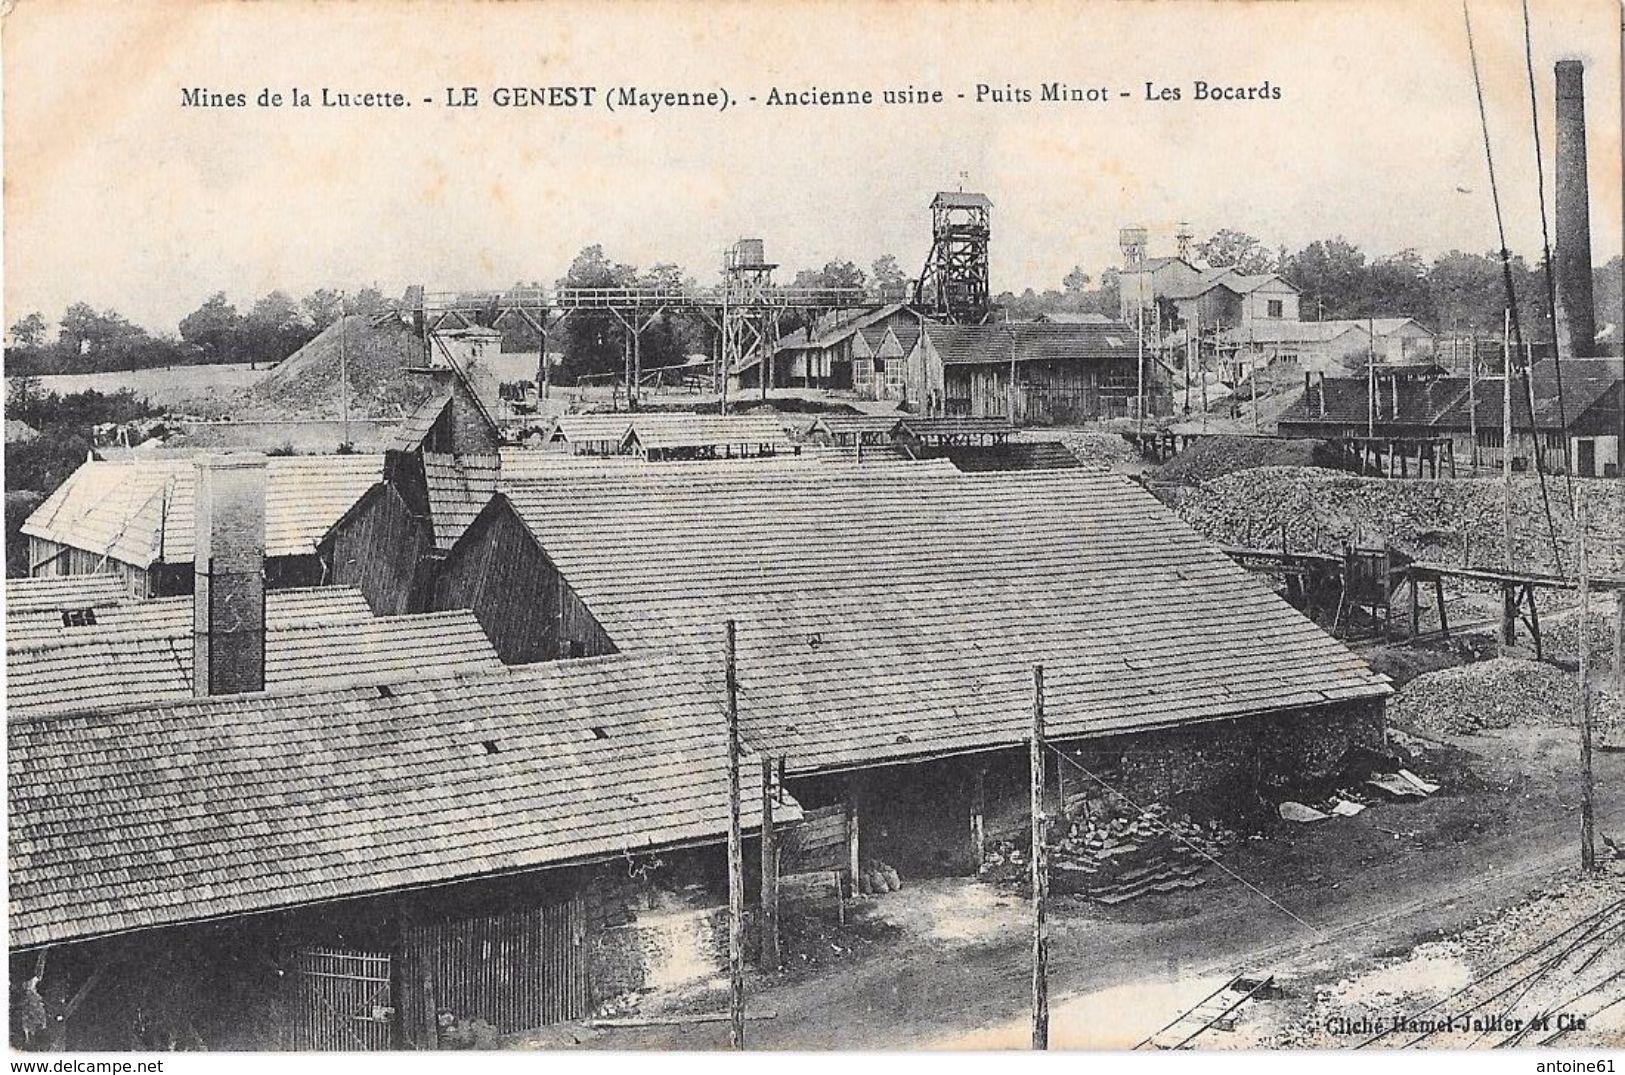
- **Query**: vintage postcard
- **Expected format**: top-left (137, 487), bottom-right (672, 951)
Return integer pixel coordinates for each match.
top-left (2, 0), bottom-right (1621, 1061)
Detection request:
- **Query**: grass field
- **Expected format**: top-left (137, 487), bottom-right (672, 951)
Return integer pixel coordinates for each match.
top-left (12, 364), bottom-right (266, 409)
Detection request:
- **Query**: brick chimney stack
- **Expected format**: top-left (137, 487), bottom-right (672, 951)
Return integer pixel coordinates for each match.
top-left (193, 454), bottom-right (267, 697)
top-left (1554, 59), bottom-right (1596, 359)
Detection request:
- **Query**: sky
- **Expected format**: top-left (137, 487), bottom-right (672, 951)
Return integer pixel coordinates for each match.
top-left (3, 0), bottom-right (1621, 334)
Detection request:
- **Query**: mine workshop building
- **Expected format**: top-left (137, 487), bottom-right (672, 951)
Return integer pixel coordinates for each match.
top-left (324, 376), bottom-right (1390, 879)
top-left (20, 452), bottom-right (382, 597)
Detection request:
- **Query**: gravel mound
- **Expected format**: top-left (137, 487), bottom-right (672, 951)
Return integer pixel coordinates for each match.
top-left (1174, 467), bottom-right (1624, 575)
top-left (1153, 435), bottom-right (1332, 485)
top-left (1389, 658), bottom-right (1579, 734)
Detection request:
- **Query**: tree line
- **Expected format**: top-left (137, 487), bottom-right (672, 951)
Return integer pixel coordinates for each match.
top-left (10, 237), bottom-right (1616, 384)
top-left (6, 288), bottom-right (393, 377)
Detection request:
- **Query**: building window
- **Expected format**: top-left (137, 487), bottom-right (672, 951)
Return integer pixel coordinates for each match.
top-left (1477, 429), bottom-right (1504, 449)
top-left (1543, 431), bottom-right (1564, 451)
top-left (1267, 299), bottom-right (1284, 319)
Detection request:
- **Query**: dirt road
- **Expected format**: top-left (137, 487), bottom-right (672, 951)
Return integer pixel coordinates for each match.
top-left (583, 728), bottom-right (1623, 1051)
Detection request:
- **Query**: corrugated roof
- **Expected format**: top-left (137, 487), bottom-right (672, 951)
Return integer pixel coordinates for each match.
top-left (5, 575), bottom-right (128, 615)
top-left (7, 607), bottom-right (501, 719)
top-left (500, 467), bottom-right (1390, 773)
top-left (421, 453), bottom-right (501, 549)
top-left (9, 652), bottom-right (797, 948)
top-left (21, 455), bottom-right (383, 568)
top-left (6, 586), bottom-right (376, 648)
top-left (923, 322), bottom-right (1137, 366)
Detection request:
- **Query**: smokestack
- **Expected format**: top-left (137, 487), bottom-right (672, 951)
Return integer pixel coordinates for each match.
top-left (193, 454), bottom-right (267, 697)
top-left (1554, 59), bottom-right (1596, 358)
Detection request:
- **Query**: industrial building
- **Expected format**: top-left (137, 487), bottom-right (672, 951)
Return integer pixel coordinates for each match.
top-left (20, 453), bottom-right (382, 596)
top-left (1278, 357), bottom-right (1623, 478)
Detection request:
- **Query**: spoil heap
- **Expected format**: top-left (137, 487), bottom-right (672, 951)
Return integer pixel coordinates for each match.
top-left (1388, 658), bottom-right (1581, 735)
top-left (239, 315), bottom-right (436, 419)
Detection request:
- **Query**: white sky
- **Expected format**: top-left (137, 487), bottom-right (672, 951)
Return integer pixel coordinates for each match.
top-left (4, 0), bottom-right (1620, 333)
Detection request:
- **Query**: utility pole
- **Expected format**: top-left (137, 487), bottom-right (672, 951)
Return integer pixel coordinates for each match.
top-left (1198, 314), bottom-right (1208, 432)
top-left (1136, 302), bottom-right (1146, 436)
top-left (1029, 664), bottom-right (1049, 1051)
top-left (724, 620), bottom-right (745, 1049)
top-left (1468, 339), bottom-right (1479, 471)
top-left (1503, 309), bottom-right (1514, 572)
top-left (1577, 491), bottom-right (1596, 872)
top-left (759, 755), bottom-right (780, 970)
top-left (1366, 321), bottom-right (1376, 441)
top-left (339, 291), bottom-right (351, 449)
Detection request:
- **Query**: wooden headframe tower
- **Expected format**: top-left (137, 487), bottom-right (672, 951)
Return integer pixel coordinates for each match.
top-left (915, 191), bottom-right (992, 324)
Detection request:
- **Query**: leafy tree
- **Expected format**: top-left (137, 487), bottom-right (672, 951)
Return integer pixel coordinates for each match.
top-left (350, 288), bottom-right (390, 317)
top-left (1195, 229), bottom-right (1276, 275)
top-left (871, 255), bottom-right (910, 297)
top-left (555, 245), bottom-right (638, 381)
top-left (243, 290), bottom-right (315, 366)
top-left (301, 289), bottom-right (344, 331)
top-left (178, 292), bottom-right (244, 362)
top-left (9, 313), bottom-right (47, 347)
top-left (1062, 266), bottom-right (1091, 295)
top-left (1595, 256), bottom-right (1623, 343)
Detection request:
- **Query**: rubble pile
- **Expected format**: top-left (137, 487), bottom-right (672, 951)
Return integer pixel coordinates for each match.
top-left (1153, 436), bottom-right (1332, 486)
top-left (1172, 467), bottom-right (1625, 575)
top-left (1388, 658), bottom-right (1581, 735)
top-left (982, 804), bottom-right (1236, 905)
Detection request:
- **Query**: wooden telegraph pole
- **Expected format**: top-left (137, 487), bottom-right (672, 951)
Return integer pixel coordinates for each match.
top-left (724, 620), bottom-right (746, 1049)
top-left (760, 755), bottom-right (781, 970)
top-left (1577, 494), bottom-right (1597, 872)
top-left (1030, 664), bottom-right (1049, 1050)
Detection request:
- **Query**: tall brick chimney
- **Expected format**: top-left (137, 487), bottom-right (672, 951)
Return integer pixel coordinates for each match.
top-left (193, 454), bottom-right (267, 696)
top-left (1554, 59), bottom-right (1596, 358)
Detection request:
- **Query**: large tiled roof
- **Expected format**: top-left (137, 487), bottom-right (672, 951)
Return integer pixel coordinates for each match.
top-left (5, 586), bottom-right (375, 648)
top-left (421, 453), bottom-right (501, 549)
top-left (9, 652), bottom-right (796, 948)
top-left (7, 607), bottom-right (501, 719)
top-left (5, 575), bottom-right (128, 615)
top-left (499, 466), bottom-right (1389, 773)
top-left (21, 455), bottom-right (383, 568)
top-left (923, 322), bottom-right (1136, 366)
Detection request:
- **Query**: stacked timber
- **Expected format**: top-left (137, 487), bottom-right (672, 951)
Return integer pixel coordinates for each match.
top-left (983, 804), bottom-right (1235, 905)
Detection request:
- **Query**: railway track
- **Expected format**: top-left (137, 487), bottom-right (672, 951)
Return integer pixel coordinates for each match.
top-left (1356, 896), bottom-right (1625, 1049)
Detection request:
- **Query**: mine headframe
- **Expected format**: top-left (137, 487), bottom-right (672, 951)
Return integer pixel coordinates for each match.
top-left (914, 190), bottom-right (993, 325)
